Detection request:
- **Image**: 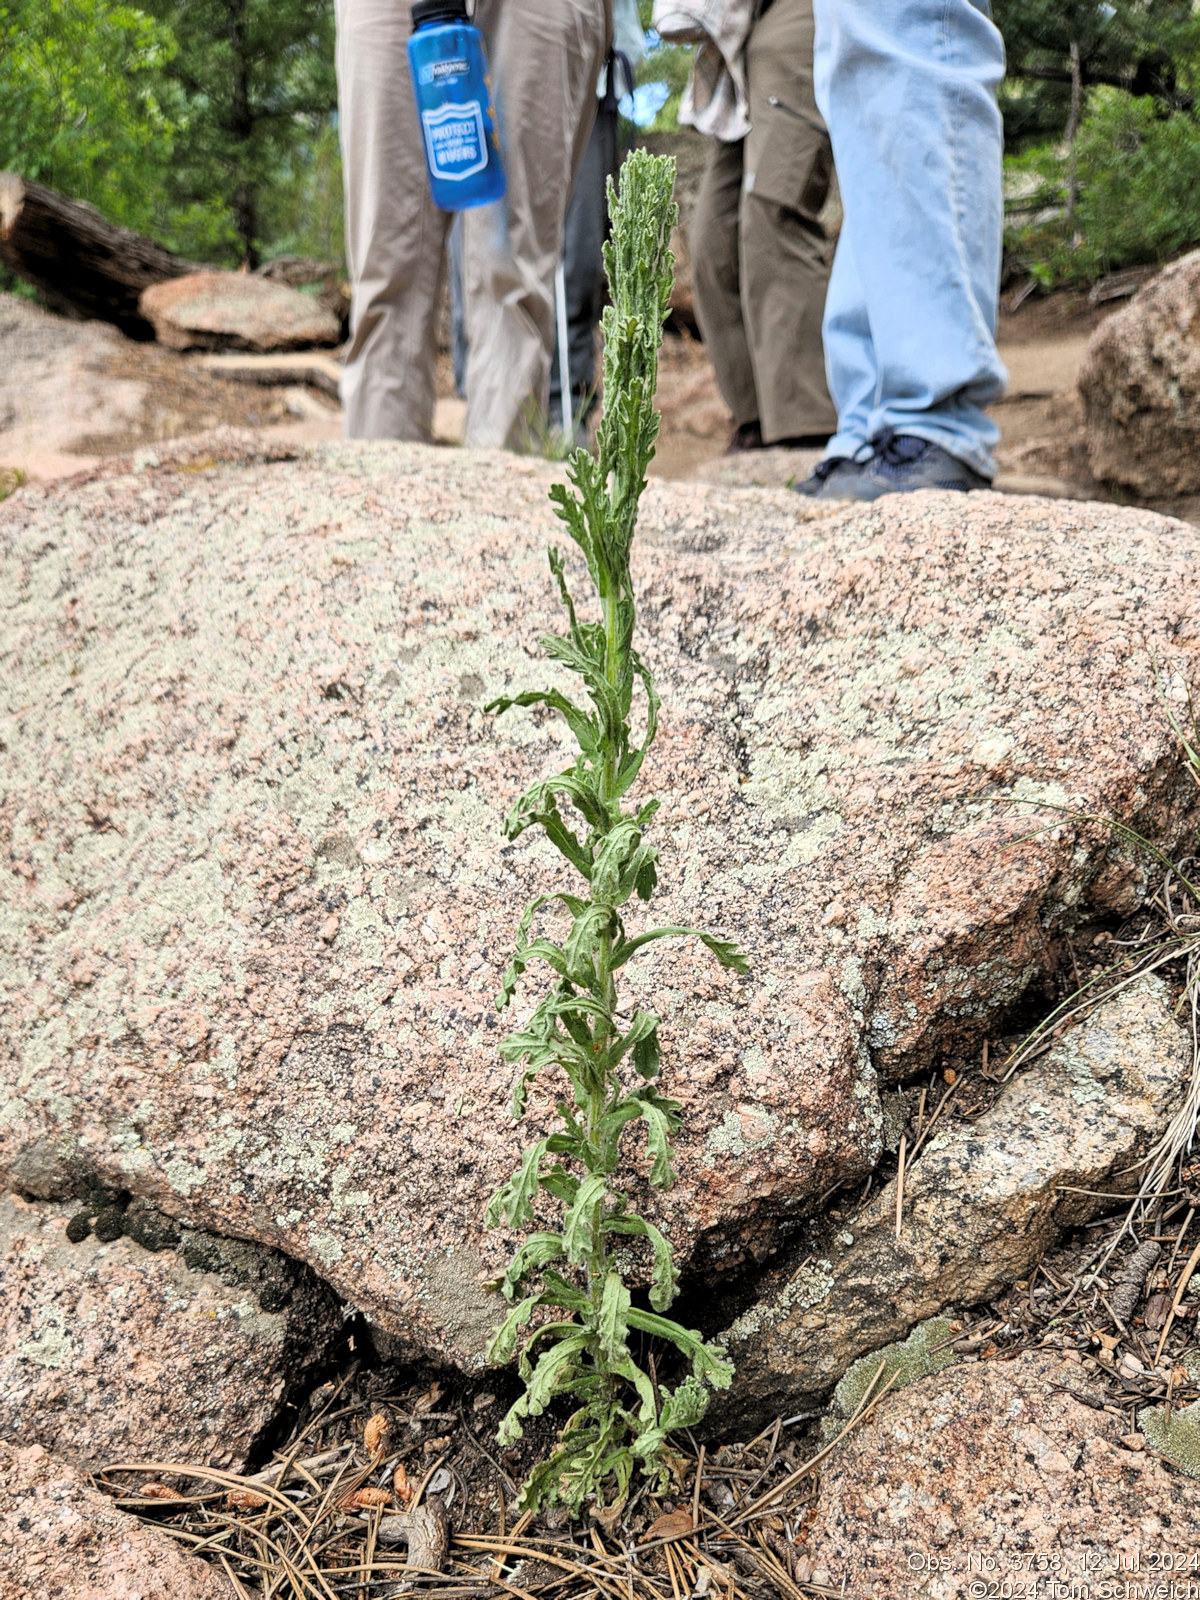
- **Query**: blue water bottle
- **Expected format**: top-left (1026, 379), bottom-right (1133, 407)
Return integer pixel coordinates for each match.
top-left (408, 0), bottom-right (506, 211)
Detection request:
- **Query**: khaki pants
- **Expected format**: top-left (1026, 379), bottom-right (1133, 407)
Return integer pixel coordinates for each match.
top-left (336, 0), bottom-right (609, 447)
top-left (691, 0), bottom-right (836, 442)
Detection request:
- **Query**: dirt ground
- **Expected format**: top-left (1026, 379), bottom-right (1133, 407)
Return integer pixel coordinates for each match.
top-left (2, 286), bottom-right (1195, 526)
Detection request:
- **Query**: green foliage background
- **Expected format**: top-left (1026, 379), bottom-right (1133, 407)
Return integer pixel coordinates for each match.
top-left (0, 0), bottom-right (339, 267)
top-left (0, 0), bottom-right (181, 237)
top-left (3, 0), bottom-right (1200, 296)
top-left (995, 0), bottom-right (1200, 286)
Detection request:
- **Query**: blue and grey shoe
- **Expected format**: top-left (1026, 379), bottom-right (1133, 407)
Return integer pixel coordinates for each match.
top-left (793, 456), bottom-right (864, 499)
top-left (850, 430), bottom-right (992, 499)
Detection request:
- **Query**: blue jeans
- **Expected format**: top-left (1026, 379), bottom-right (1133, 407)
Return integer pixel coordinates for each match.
top-left (812, 0), bottom-right (1007, 479)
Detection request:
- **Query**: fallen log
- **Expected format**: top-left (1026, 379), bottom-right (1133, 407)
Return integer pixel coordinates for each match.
top-left (0, 172), bottom-right (197, 338)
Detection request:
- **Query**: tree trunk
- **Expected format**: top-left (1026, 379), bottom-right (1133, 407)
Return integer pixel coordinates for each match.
top-left (1065, 41), bottom-right (1084, 223)
top-left (0, 172), bottom-right (198, 339)
top-left (227, 0), bottom-right (259, 269)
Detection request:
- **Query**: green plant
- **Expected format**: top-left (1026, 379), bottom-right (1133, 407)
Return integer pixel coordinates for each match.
top-left (995, 0), bottom-right (1200, 149)
top-left (1004, 89), bottom-right (1200, 286)
top-left (137, 0), bottom-right (338, 266)
top-left (0, 0), bottom-right (183, 239)
top-left (0, 468), bottom-right (27, 502)
top-left (483, 149), bottom-right (743, 1517)
top-left (0, 0), bottom-right (339, 269)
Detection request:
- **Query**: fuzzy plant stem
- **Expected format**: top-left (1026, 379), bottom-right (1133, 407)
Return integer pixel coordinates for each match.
top-left (483, 149), bottom-right (745, 1517)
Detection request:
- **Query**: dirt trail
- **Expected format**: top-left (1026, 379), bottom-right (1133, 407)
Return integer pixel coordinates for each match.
top-left (0, 293), bottom-right (341, 484)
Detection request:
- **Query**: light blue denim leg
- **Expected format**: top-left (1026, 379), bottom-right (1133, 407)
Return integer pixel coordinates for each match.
top-left (812, 0), bottom-right (1008, 479)
top-left (819, 206), bottom-right (878, 463)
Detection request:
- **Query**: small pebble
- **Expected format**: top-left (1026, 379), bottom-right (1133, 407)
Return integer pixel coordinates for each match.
top-left (93, 1205), bottom-right (126, 1243)
top-left (65, 1211), bottom-right (93, 1244)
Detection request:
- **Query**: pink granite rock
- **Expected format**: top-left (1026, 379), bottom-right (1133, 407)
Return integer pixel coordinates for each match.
top-left (2, 432), bottom-right (1199, 1366)
top-left (0, 1441), bottom-right (233, 1600)
top-left (139, 271), bottom-right (339, 352)
top-left (806, 1350), bottom-right (1200, 1598)
top-left (714, 976), bottom-right (1189, 1428)
top-left (1079, 250), bottom-right (1200, 495)
top-left (0, 1192), bottom-right (337, 1472)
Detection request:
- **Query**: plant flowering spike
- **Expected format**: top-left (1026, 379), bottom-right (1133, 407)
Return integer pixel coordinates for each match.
top-left (483, 149), bottom-right (745, 1517)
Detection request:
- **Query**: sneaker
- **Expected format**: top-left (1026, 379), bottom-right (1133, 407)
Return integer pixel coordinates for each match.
top-left (793, 456), bottom-right (864, 499)
top-left (848, 430), bottom-right (992, 500)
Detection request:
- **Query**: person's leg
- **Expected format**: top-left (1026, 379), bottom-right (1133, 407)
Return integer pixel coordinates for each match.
top-left (550, 102), bottom-right (620, 433)
top-left (739, 0), bottom-right (837, 444)
top-left (463, 0), bottom-right (610, 451)
top-left (692, 137), bottom-right (760, 434)
top-left (448, 216), bottom-right (468, 400)
top-left (811, 0), bottom-right (1007, 480)
top-left (818, 205), bottom-right (877, 463)
top-left (335, 0), bottom-right (450, 440)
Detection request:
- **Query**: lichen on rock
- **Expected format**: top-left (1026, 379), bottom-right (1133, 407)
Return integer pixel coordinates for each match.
top-left (824, 1316), bottom-right (959, 1438)
top-left (1140, 1398), bottom-right (1200, 1479)
top-left (0, 1192), bottom-right (339, 1472)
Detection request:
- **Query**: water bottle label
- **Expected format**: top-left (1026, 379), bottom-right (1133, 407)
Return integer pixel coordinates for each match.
top-left (419, 57), bottom-right (470, 85)
top-left (420, 100), bottom-right (488, 181)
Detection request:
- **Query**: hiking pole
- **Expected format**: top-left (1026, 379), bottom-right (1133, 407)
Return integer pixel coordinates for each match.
top-left (555, 257), bottom-right (572, 441)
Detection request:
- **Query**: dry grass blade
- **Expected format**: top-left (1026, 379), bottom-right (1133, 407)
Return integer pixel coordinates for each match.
top-left (733, 1361), bottom-right (898, 1524)
top-left (1155, 1233), bottom-right (1200, 1365)
top-left (995, 837), bottom-right (1200, 1299)
top-left (253, 1445), bottom-right (353, 1489)
top-left (217, 1550), bottom-right (255, 1600)
top-left (906, 1075), bottom-right (964, 1162)
top-left (1169, 1206), bottom-right (1196, 1273)
top-left (894, 1133), bottom-right (907, 1240)
top-left (152, 1513), bottom-right (333, 1600)
top-left (455, 1534), bottom-right (634, 1596)
top-left (663, 1540), bottom-right (684, 1600)
top-left (101, 1461), bottom-right (312, 1527)
top-left (750, 1527), bottom-right (806, 1600)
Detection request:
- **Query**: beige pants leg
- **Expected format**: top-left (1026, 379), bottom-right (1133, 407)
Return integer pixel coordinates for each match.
top-left (462, 0), bottom-right (610, 451)
top-left (336, 0), bottom-right (451, 442)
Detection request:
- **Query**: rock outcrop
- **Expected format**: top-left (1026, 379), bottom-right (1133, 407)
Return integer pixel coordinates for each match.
top-left (0, 1192), bottom-right (339, 1473)
top-left (139, 272), bottom-right (339, 353)
top-left (1078, 250), bottom-right (1200, 495)
top-left (0, 1441), bottom-right (234, 1600)
top-left (806, 1350), bottom-right (1200, 1598)
top-left (715, 978), bottom-right (1189, 1426)
top-left (3, 432), bottom-right (1200, 1367)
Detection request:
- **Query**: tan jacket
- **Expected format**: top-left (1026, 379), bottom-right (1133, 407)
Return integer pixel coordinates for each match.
top-left (653, 0), bottom-right (755, 140)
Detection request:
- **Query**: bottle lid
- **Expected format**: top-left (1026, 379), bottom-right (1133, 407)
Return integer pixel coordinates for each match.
top-left (412, 0), bottom-right (469, 25)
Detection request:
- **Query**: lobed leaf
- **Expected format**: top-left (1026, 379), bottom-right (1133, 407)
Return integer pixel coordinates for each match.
top-left (627, 1308), bottom-right (735, 1390)
top-left (501, 1231), bottom-right (565, 1300)
top-left (562, 1172), bottom-right (608, 1263)
top-left (630, 1084), bottom-right (683, 1189)
top-left (601, 1212), bottom-right (679, 1312)
top-left (563, 901), bottom-right (616, 988)
top-left (612, 925), bottom-right (750, 975)
top-left (597, 1271), bottom-right (631, 1364)
top-left (485, 1137), bottom-right (550, 1230)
